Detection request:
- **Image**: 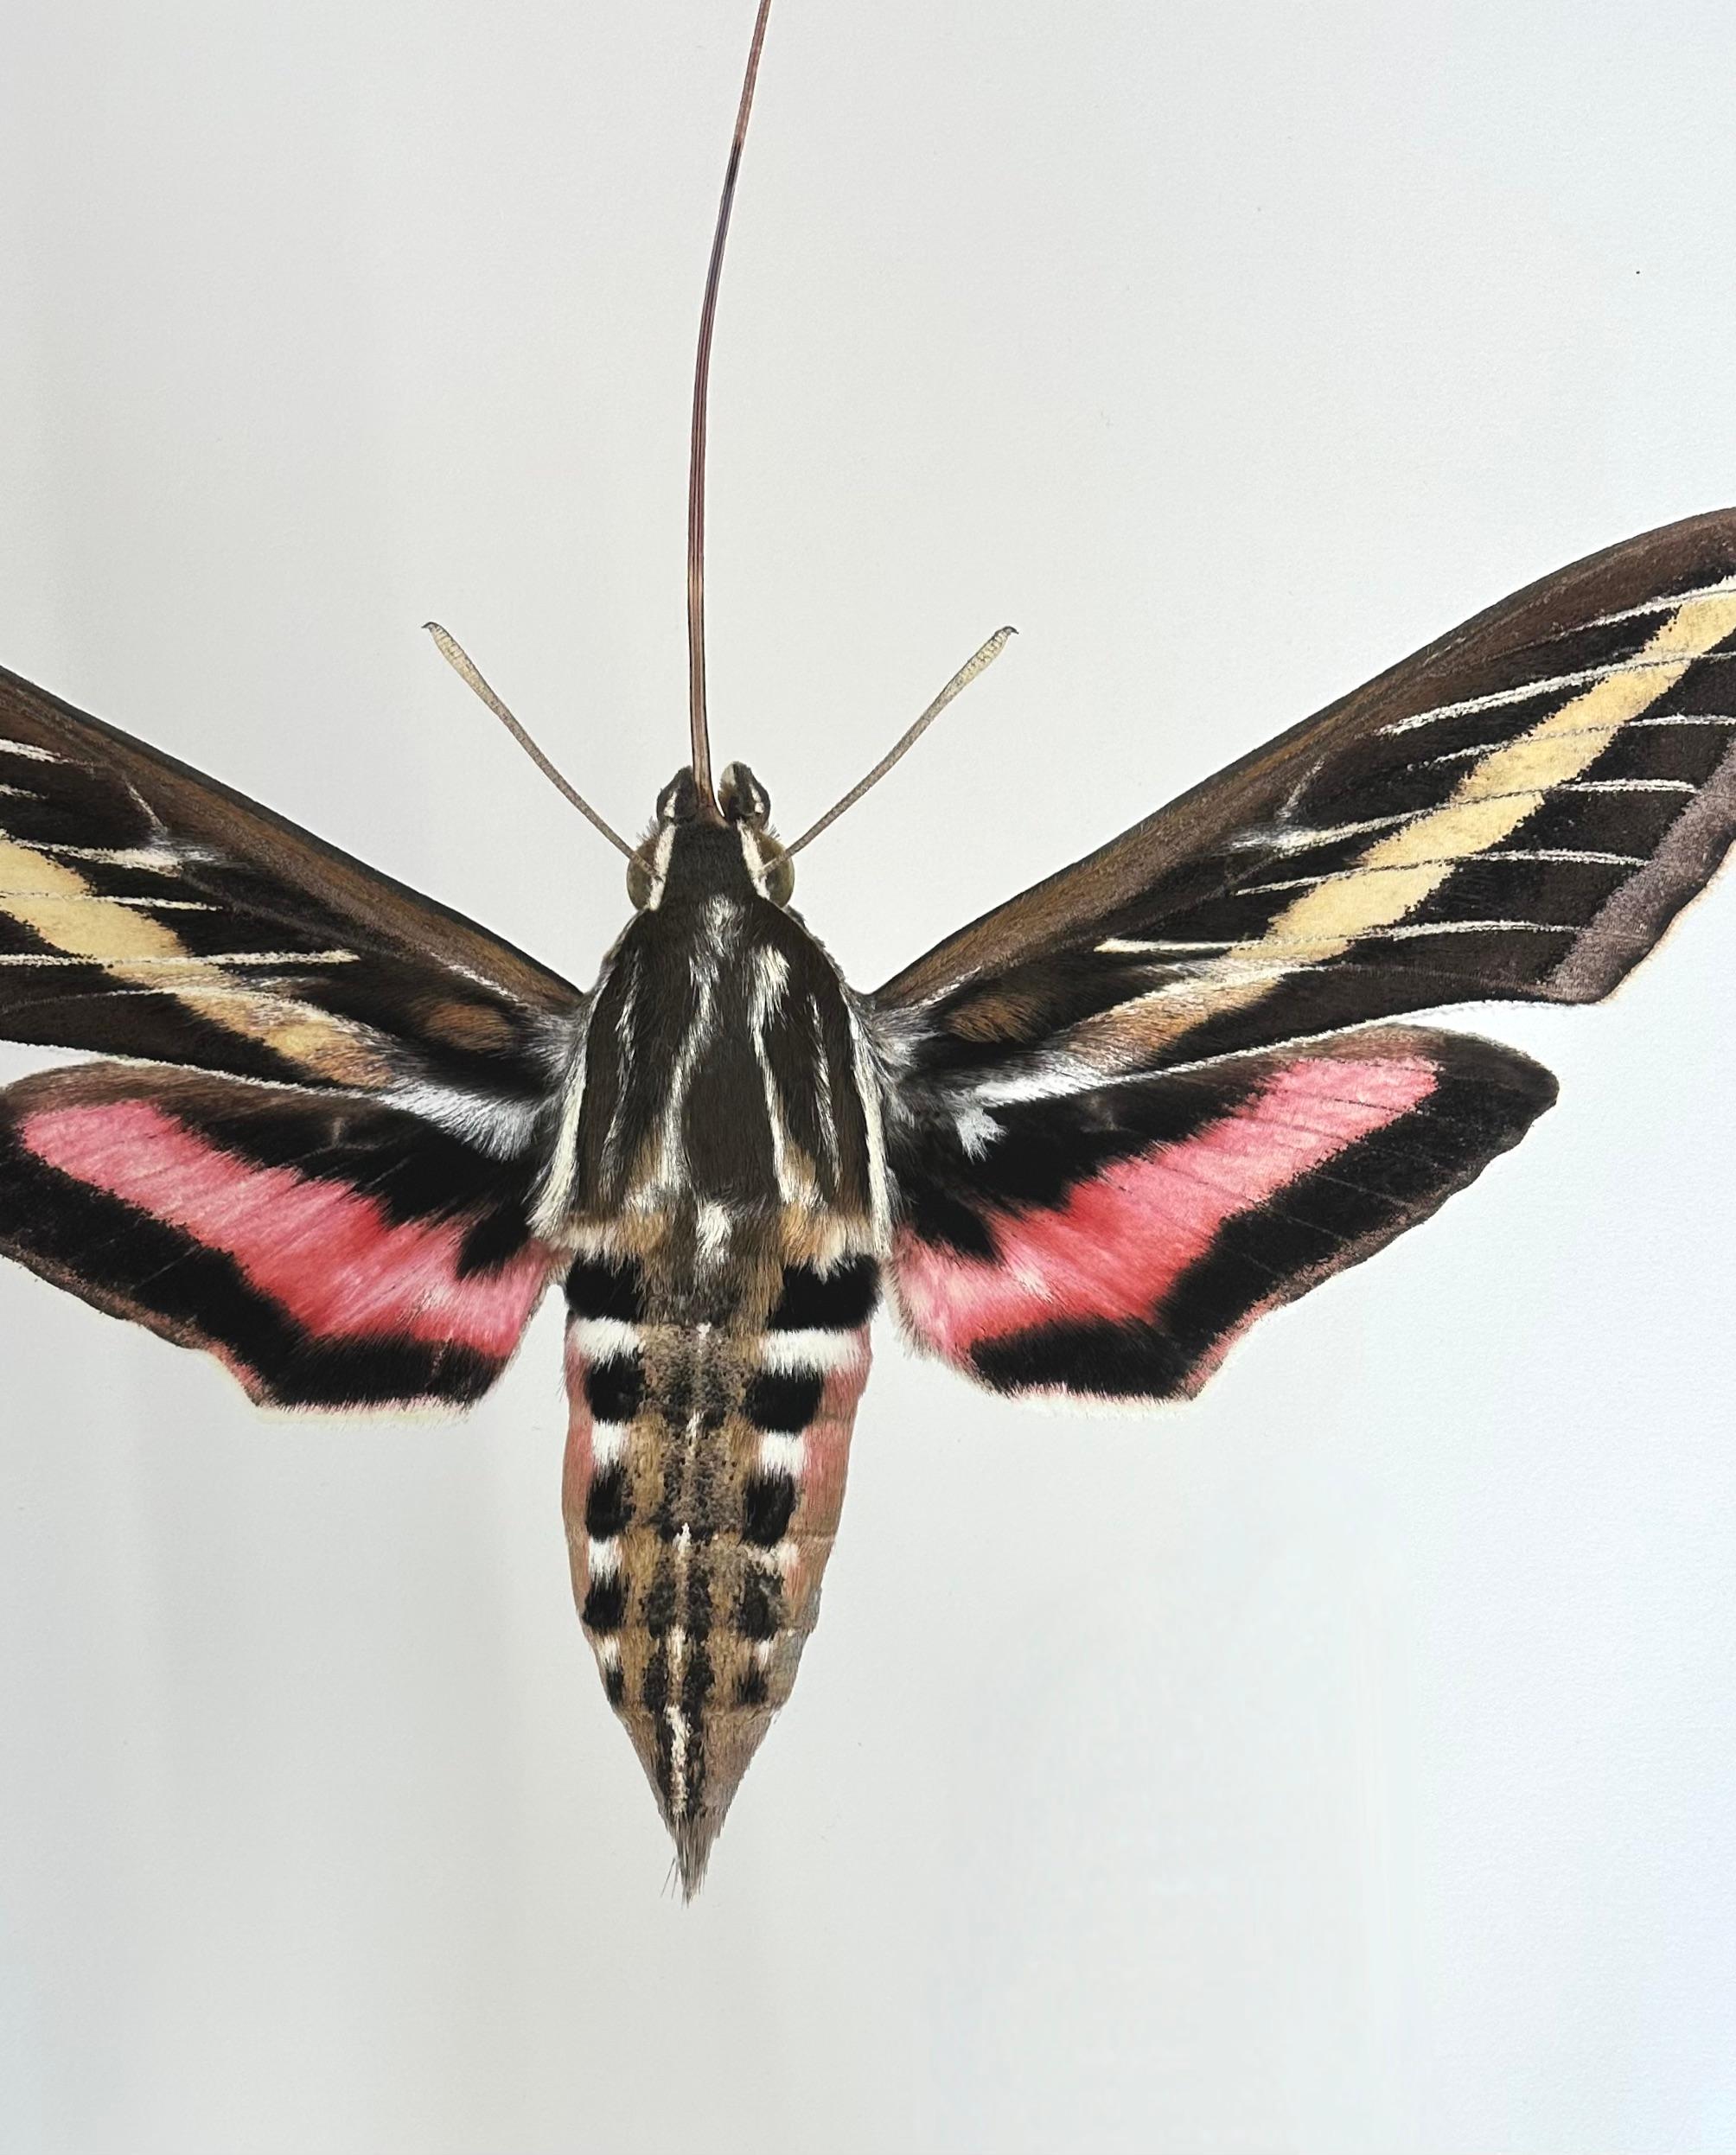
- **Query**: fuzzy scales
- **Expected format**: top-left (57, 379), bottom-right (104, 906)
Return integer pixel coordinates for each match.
top-left (546, 794), bottom-right (885, 1891)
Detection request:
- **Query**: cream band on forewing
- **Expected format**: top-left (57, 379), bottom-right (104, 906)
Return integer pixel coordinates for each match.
top-left (1082, 589), bottom-right (1736, 1059)
top-left (0, 832), bottom-right (385, 1083)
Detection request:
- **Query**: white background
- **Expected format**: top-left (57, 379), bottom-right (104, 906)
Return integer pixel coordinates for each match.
top-left (0, 2), bottom-right (1733, 2150)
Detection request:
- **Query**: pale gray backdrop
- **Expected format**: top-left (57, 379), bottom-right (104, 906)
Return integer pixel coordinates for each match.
top-left (0, 3), bottom-right (1732, 2151)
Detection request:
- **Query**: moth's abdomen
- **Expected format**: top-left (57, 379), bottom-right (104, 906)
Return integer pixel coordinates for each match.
top-left (560, 1250), bottom-right (878, 1893)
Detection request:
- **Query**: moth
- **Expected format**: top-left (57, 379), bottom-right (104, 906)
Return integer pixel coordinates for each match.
top-left (4, 2), bottom-right (1736, 1896)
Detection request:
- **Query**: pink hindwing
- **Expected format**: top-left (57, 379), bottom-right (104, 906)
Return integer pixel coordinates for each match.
top-left (0, 1066), bottom-right (557, 1408)
top-left (886, 1030), bottom-right (1555, 1402)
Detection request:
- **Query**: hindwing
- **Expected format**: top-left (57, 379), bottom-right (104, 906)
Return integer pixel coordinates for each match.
top-left (0, 1064), bottom-right (559, 1408)
top-left (887, 1027), bottom-right (1553, 1402)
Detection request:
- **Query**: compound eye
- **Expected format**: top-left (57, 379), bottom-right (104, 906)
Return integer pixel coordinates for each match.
top-left (762, 849), bottom-right (795, 906)
top-left (718, 761), bottom-right (771, 827)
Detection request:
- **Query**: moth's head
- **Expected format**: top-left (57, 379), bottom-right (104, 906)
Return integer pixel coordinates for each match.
top-left (626, 760), bottom-right (795, 909)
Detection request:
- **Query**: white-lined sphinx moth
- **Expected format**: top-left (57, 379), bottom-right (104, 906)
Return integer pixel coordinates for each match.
top-left (3, 4), bottom-right (1735, 1897)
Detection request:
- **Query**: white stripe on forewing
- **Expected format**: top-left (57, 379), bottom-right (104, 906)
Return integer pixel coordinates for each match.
top-left (10, 839), bottom-right (177, 868)
top-left (0, 889), bottom-right (216, 909)
top-left (1421, 711), bottom-right (1736, 768)
top-left (1561, 777), bottom-right (1697, 793)
top-left (1583, 574), bottom-right (1736, 628)
top-left (1380, 644), bottom-right (1736, 735)
top-left (1099, 918), bottom-right (1573, 960)
top-left (1098, 936), bottom-right (1222, 955)
top-left (1246, 810), bottom-right (1419, 855)
top-left (0, 947), bottom-right (358, 966)
top-left (392, 1080), bottom-right (542, 1161)
top-left (1239, 845), bottom-right (1647, 895)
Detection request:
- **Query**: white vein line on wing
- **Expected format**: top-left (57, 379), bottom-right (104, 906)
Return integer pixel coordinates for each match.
top-left (9, 840), bottom-right (182, 868)
top-left (1235, 809), bottom-right (1420, 855)
top-left (393, 1079), bottom-right (541, 1161)
top-left (1583, 576), bottom-right (1736, 627)
top-left (1560, 777), bottom-right (1697, 793)
top-left (1237, 767), bottom-right (1700, 869)
top-left (1380, 647), bottom-right (1736, 734)
top-left (1282, 776), bottom-right (1691, 841)
top-left (1236, 845), bottom-right (1647, 894)
top-left (1418, 713), bottom-right (1736, 766)
top-left (1099, 919), bottom-right (1571, 960)
top-left (0, 739), bottom-right (61, 762)
top-left (0, 947), bottom-right (358, 967)
top-left (0, 890), bottom-right (219, 910)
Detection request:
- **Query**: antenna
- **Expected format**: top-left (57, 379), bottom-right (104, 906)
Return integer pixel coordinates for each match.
top-left (424, 622), bottom-right (634, 857)
top-left (687, 0), bottom-right (775, 823)
top-left (782, 626), bottom-right (1017, 856)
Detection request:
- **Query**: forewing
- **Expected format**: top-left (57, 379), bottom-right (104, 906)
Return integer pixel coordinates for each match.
top-left (887, 1026), bottom-right (1554, 1402)
top-left (875, 509), bottom-right (1736, 1079)
top-left (0, 1063), bottom-right (560, 1407)
top-left (0, 664), bottom-right (583, 1105)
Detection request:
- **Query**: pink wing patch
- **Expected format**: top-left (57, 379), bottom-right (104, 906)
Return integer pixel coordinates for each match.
top-left (21, 1100), bottom-right (549, 1356)
top-left (872, 1022), bottom-right (1574, 1406)
top-left (896, 1054), bottom-right (1436, 1365)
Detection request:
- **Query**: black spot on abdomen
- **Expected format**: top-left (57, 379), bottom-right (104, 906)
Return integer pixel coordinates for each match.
top-left (768, 1256), bottom-right (878, 1330)
top-left (584, 1355), bottom-right (644, 1422)
top-left (584, 1463), bottom-right (632, 1539)
top-left (582, 1573), bottom-right (626, 1634)
top-left (744, 1368), bottom-right (822, 1431)
top-left (742, 1472), bottom-right (796, 1546)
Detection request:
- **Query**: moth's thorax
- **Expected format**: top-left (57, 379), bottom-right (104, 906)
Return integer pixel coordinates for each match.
top-left (552, 821), bottom-right (886, 1245)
